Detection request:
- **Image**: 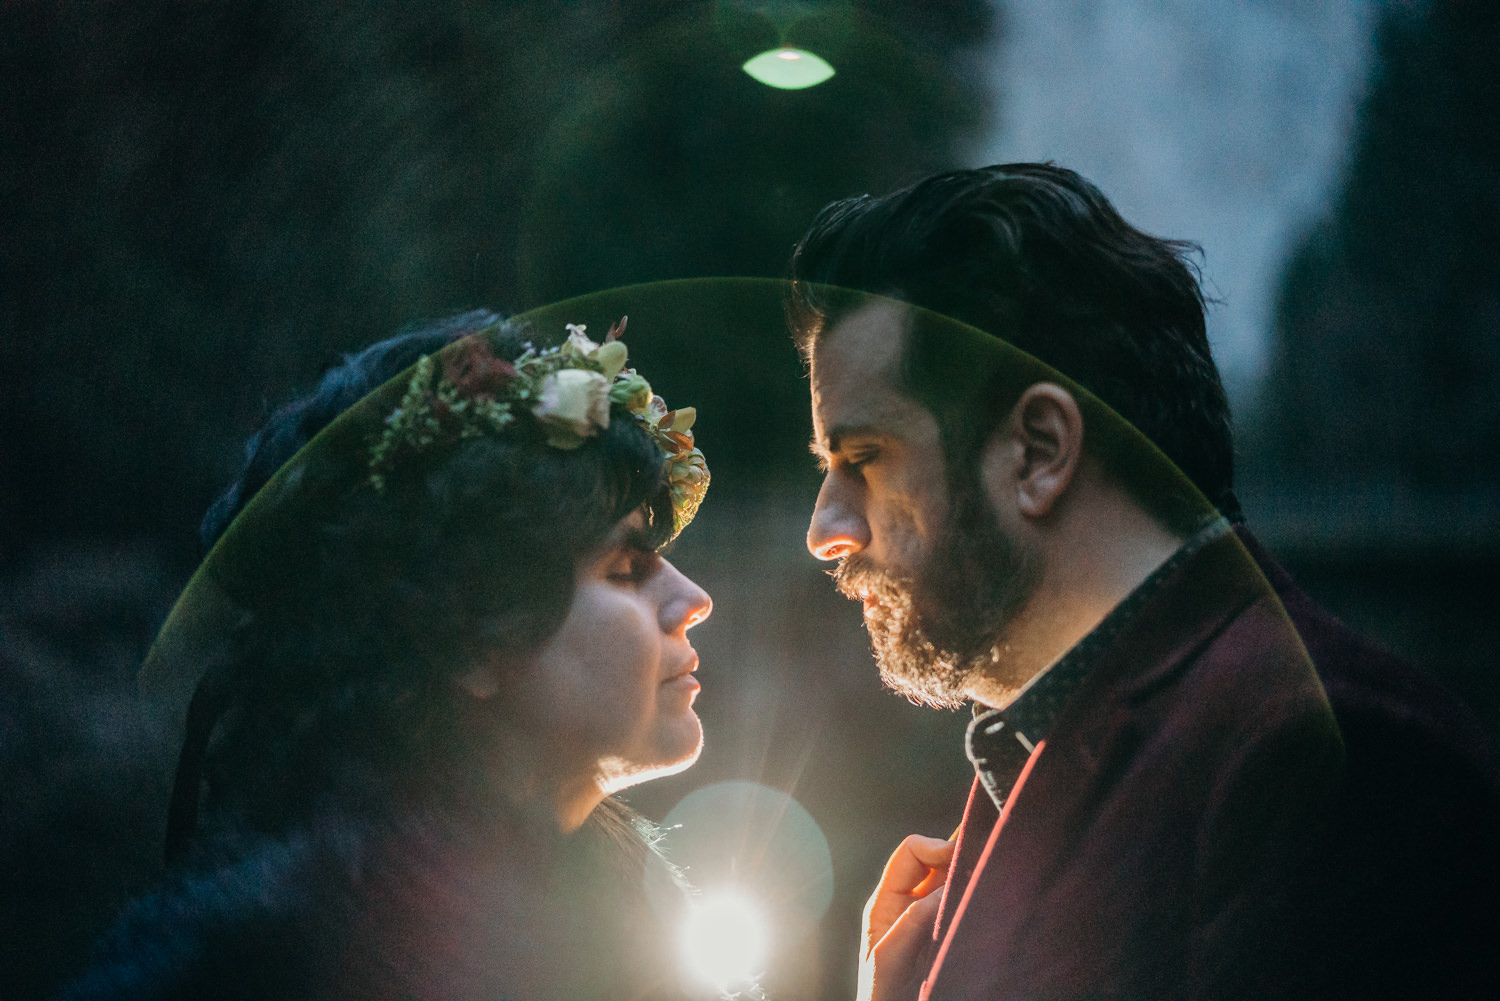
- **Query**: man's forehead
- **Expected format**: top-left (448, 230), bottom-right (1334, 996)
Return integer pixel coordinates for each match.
top-left (810, 298), bottom-right (910, 381)
top-left (809, 299), bottom-right (919, 443)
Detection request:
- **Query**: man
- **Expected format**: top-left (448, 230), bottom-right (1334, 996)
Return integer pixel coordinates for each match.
top-left (791, 164), bottom-right (1500, 1000)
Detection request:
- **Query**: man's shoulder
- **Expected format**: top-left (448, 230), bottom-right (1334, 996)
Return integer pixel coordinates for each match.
top-left (927, 534), bottom-right (1341, 1001)
top-left (1234, 524), bottom-right (1499, 778)
top-left (1101, 528), bottom-right (1329, 725)
top-left (1232, 527), bottom-right (1500, 997)
top-left (1028, 528), bottom-right (1341, 822)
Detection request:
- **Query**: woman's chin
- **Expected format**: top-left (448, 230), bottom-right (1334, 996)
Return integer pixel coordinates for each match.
top-left (663, 716), bottom-right (706, 773)
top-left (598, 717), bottom-right (704, 793)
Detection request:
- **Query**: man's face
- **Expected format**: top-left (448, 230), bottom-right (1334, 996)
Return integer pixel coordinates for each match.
top-left (807, 300), bottom-right (1040, 708)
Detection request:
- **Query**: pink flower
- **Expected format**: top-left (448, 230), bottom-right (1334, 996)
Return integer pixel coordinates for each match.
top-left (443, 340), bottom-right (517, 400)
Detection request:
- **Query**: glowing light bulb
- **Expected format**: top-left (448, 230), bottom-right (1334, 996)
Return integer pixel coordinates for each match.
top-left (680, 890), bottom-right (768, 992)
top-left (742, 47), bottom-right (835, 90)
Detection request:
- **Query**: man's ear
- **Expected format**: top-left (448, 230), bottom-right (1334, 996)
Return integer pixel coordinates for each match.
top-left (987, 382), bottom-right (1084, 520)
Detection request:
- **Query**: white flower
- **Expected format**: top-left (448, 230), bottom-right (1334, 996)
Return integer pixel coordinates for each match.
top-left (534, 368), bottom-right (611, 445)
top-left (563, 324), bottom-right (601, 358)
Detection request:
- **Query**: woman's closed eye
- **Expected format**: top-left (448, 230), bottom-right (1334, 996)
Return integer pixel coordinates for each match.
top-left (606, 547), bottom-right (662, 585)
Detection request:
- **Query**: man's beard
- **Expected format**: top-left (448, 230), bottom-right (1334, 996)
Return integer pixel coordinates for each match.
top-left (834, 481), bottom-right (1040, 709)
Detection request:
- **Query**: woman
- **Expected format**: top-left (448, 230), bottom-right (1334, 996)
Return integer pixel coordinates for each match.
top-left (65, 311), bottom-right (719, 1000)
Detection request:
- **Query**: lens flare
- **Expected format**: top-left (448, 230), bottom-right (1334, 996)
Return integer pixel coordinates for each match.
top-left (680, 889), bottom-right (768, 992)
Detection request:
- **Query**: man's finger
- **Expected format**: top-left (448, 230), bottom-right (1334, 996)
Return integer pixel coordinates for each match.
top-left (872, 886), bottom-right (947, 969)
top-left (879, 834), bottom-right (956, 895)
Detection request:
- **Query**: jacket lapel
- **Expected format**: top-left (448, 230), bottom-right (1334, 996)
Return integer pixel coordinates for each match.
top-left (920, 535), bottom-right (1274, 1000)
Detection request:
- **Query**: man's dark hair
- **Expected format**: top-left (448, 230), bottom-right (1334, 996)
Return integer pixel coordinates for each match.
top-left (789, 162), bottom-right (1238, 521)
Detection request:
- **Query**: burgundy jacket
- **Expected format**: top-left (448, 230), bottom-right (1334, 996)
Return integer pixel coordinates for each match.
top-left (919, 532), bottom-right (1344, 1001)
top-left (1237, 528), bottom-right (1500, 999)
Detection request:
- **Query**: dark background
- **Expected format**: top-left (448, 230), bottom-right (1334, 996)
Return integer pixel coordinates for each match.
top-left (2, 3), bottom-right (1496, 999)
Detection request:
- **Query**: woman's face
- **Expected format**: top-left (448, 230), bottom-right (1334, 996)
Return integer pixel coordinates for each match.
top-left (517, 509), bottom-right (713, 799)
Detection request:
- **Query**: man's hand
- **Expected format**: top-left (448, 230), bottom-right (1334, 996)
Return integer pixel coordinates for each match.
top-left (856, 833), bottom-right (956, 1001)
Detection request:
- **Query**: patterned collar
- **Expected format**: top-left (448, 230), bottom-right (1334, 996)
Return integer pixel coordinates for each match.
top-left (966, 516), bottom-right (1231, 810)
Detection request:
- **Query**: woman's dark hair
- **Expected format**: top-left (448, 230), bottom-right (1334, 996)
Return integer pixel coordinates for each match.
top-left (190, 311), bottom-right (673, 836)
top-left (73, 313), bottom-right (705, 1001)
top-left (789, 162), bottom-right (1239, 522)
top-left (200, 310), bottom-right (503, 552)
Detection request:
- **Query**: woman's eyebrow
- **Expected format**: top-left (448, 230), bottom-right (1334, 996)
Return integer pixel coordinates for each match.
top-left (621, 525), bottom-right (655, 552)
top-left (596, 514), bottom-right (655, 556)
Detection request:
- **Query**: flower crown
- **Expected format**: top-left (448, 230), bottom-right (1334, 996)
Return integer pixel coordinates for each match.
top-left (367, 318), bottom-right (708, 538)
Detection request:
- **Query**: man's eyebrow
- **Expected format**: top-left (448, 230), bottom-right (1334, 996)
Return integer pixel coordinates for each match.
top-left (808, 437), bottom-right (833, 473)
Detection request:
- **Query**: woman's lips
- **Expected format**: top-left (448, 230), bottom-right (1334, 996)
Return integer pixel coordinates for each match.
top-left (663, 673), bottom-right (701, 695)
top-left (662, 655), bottom-right (700, 693)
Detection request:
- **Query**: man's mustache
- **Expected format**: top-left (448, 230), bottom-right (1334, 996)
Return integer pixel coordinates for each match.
top-left (831, 554), bottom-right (916, 605)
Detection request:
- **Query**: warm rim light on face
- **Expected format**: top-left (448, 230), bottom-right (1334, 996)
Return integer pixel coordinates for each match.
top-left (679, 889), bottom-right (768, 992)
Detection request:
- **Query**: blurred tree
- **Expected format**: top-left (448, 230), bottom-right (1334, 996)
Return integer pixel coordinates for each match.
top-left (1254, 0), bottom-right (1500, 756)
top-left (1, 0), bottom-right (994, 566)
top-left (0, 4), bottom-right (995, 999)
top-left (1263, 0), bottom-right (1500, 500)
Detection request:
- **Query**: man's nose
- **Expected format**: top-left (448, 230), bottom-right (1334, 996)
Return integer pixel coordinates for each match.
top-left (807, 475), bottom-right (870, 561)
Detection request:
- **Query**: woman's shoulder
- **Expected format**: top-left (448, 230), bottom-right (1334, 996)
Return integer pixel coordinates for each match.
top-left (58, 807), bottom-right (745, 1001)
top-left (58, 826), bottom-right (360, 1001)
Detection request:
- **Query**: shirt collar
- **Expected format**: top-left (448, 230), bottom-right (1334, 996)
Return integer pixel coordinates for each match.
top-left (966, 516), bottom-right (1231, 808)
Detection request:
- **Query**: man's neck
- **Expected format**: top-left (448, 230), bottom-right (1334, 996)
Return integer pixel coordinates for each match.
top-left (967, 477), bottom-right (1185, 710)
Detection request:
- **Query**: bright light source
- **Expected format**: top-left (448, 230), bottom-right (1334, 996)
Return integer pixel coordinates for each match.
top-left (680, 890), bottom-right (768, 992)
top-left (742, 47), bottom-right (835, 90)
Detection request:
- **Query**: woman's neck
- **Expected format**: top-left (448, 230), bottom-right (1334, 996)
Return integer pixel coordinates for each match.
top-left (482, 737), bottom-right (606, 835)
top-left (551, 772), bottom-right (606, 833)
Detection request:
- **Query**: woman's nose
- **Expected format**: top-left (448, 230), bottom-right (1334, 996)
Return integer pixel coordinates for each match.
top-left (807, 474), bottom-right (870, 561)
top-left (659, 561), bottom-right (713, 633)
